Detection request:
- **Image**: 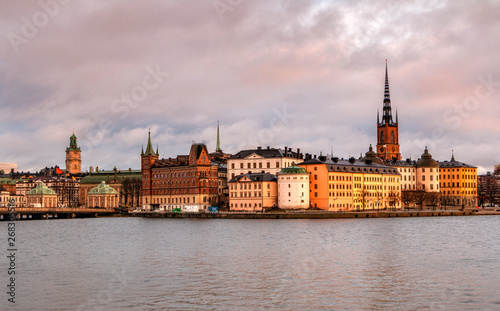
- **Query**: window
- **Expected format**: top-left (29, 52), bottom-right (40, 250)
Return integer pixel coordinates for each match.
top-left (276, 162), bottom-right (280, 168)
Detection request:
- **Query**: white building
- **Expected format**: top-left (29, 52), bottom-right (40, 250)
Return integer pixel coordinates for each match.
top-left (227, 146), bottom-right (303, 180)
top-left (277, 165), bottom-right (310, 209)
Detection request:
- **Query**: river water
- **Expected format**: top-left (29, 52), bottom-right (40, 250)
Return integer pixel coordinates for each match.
top-left (1, 216), bottom-right (499, 310)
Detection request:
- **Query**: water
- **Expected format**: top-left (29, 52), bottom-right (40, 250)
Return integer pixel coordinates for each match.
top-left (1, 216), bottom-right (499, 310)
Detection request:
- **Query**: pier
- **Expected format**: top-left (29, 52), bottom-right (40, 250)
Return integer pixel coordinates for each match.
top-left (0, 207), bottom-right (117, 220)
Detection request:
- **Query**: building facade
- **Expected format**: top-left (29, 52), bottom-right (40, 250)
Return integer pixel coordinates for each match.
top-left (87, 181), bottom-right (119, 209)
top-left (227, 146), bottom-right (303, 179)
top-left (277, 165), bottom-right (310, 209)
top-left (439, 154), bottom-right (477, 208)
top-left (26, 182), bottom-right (58, 208)
top-left (141, 132), bottom-right (219, 211)
top-left (228, 172), bottom-right (278, 211)
top-left (298, 148), bottom-right (401, 211)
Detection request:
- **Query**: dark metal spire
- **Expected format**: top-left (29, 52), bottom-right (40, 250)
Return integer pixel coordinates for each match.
top-left (144, 129), bottom-right (155, 156)
top-left (382, 59), bottom-right (393, 124)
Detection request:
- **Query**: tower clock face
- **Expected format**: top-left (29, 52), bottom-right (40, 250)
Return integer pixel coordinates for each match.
top-left (380, 147), bottom-right (384, 152)
top-left (74, 150), bottom-right (78, 154)
top-left (392, 147), bottom-right (395, 152)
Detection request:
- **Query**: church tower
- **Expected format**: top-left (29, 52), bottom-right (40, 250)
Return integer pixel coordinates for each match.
top-left (376, 61), bottom-right (401, 161)
top-left (141, 130), bottom-right (159, 203)
top-left (65, 132), bottom-right (82, 174)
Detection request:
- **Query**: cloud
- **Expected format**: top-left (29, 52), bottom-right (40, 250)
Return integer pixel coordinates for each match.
top-left (0, 0), bottom-right (499, 174)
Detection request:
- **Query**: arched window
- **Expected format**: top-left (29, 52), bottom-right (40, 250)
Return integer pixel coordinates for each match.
top-left (380, 131), bottom-right (385, 143)
top-left (391, 131), bottom-right (395, 144)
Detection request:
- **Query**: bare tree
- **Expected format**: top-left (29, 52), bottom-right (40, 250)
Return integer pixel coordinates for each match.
top-left (387, 189), bottom-right (401, 211)
top-left (401, 190), bottom-right (415, 210)
top-left (413, 189), bottom-right (428, 210)
top-left (427, 192), bottom-right (440, 210)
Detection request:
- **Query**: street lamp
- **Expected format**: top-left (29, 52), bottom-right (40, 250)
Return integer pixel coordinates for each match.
top-left (461, 191), bottom-right (465, 210)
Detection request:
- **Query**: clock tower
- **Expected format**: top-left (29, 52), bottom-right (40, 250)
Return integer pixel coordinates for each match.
top-left (376, 61), bottom-right (401, 161)
top-left (65, 132), bottom-right (82, 174)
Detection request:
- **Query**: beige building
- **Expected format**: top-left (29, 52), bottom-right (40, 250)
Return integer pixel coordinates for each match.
top-left (0, 186), bottom-right (24, 207)
top-left (87, 181), bottom-right (119, 209)
top-left (26, 182), bottom-right (58, 208)
top-left (415, 147), bottom-right (440, 192)
top-left (227, 146), bottom-right (303, 180)
top-left (277, 165), bottom-right (310, 209)
top-left (228, 172), bottom-right (278, 211)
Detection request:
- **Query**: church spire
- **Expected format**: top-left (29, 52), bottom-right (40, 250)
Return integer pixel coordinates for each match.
top-left (144, 129), bottom-right (155, 156)
top-left (382, 59), bottom-right (393, 124)
top-left (216, 120), bottom-right (222, 152)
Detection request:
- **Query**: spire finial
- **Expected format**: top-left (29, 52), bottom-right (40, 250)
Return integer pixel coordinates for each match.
top-left (451, 150), bottom-right (455, 162)
top-left (382, 60), bottom-right (392, 124)
top-left (216, 120), bottom-right (221, 152)
top-left (144, 129), bottom-right (155, 156)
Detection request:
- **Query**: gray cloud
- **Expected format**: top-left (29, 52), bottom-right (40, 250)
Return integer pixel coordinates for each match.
top-left (0, 0), bottom-right (499, 174)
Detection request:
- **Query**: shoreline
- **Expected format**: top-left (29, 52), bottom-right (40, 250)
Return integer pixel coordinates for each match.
top-left (130, 209), bottom-right (500, 219)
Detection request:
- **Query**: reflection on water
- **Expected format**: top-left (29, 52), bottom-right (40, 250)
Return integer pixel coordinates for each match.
top-left (1, 216), bottom-right (499, 310)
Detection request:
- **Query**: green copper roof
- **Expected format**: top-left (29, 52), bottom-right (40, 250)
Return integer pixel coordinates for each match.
top-left (27, 182), bottom-right (57, 195)
top-left (144, 130), bottom-right (156, 156)
top-left (88, 181), bottom-right (119, 195)
top-left (278, 165), bottom-right (308, 174)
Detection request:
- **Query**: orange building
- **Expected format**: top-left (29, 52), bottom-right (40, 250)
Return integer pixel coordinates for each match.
top-left (439, 154), bottom-right (477, 208)
top-left (376, 61), bottom-right (401, 161)
top-left (298, 149), bottom-right (401, 211)
top-left (65, 133), bottom-right (82, 174)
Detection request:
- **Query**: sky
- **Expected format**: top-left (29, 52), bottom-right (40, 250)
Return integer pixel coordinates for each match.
top-left (0, 0), bottom-right (499, 174)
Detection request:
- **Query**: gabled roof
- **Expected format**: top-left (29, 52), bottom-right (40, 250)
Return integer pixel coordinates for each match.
top-left (299, 158), bottom-right (400, 175)
top-left (229, 172), bottom-right (277, 183)
top-left (229, 147), bottom-right (301, 160)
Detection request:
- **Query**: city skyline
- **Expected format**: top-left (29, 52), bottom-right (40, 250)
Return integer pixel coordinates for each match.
top-left (1, 1), bottom-right (499, 174)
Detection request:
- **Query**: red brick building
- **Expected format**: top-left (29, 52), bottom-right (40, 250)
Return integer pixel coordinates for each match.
top-left (141, 132), bottom-right (219, 211)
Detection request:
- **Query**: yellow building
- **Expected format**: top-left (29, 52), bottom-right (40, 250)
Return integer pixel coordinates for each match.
top-left (228, 172), bottom-right (278, 211)
top-left (439, 154), bottom-right (477, 208)
top-left (298, 148), bottom-right (401, 211)
top-left (87, 181), bottom-right (119, 209)
top-left (65, 133), bottom-right (82, 175)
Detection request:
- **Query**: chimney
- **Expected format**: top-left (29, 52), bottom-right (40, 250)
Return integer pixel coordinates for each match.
top-left (314, 155), bottom-right (317, 159)
top-left (297, 148), bottom-right (300, 158)
top-left (333, 157), bottom-right (339, 163)
top-left (257, 146), bottom-right (262, 150)
top-left (284, 146), bottom-right (288, 157)
top-left (267, 146), bottom-right (270, 150)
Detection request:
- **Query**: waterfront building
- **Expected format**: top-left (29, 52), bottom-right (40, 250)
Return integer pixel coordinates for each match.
top-left (227, 146), bottom-right (303, 179)
top-left (386, 158), bottom-right (416, 191)
top-left (79, 167), bottom-right (142, 208)
top-left (439, 154), bottom-right (477, 208)
top-left (277, 165), bottom-right (309, 209)
top-left (0, 186), bottom-right (24, 207)
top-left (65, 133), bottom-right (82, 175)
top-left (228, 172), bottom-right (278, 211)
top-left (415, 147), bottom-right (440, 192)
top-left (26, 182), bottom-right (58, 208)
top-left (16, 176), bottom-right (80, 207)
top-left (376, 61), bottom-right (401, 161)
top-left (298, 147), bottom-right (401, 211)
top-left (141, 132), bottom-right (219, 211)
top-left (86, 181), bottom-right (119, 209)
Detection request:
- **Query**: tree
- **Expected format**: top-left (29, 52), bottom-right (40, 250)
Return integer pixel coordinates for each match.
top-left (413, 189), bottom-right (427, 210)
top-left (120, 177), bottom-right (142, 208)
top-left (401, 190), bottom-right (415, 210)
top-left (427, 192), bottom-right (440, 210)
top-left (387, 189), bottom-right (401, 211)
